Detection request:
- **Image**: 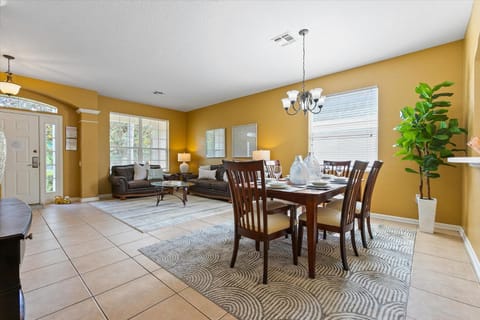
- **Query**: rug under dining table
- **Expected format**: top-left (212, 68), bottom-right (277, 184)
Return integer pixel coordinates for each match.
top-left (140, 222), bottom-right (416, 320)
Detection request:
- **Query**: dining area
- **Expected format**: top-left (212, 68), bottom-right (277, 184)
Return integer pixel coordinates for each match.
top-left (223, 156), bottom-right (384, 283)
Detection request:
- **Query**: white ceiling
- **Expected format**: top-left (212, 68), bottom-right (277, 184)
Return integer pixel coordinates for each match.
top-left (0, 0), bottom-right (473, 112)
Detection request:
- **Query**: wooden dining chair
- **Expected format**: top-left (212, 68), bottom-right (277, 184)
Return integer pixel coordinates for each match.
top-left (297, 160), bottom-right (368, 271)
top-left (356, 160), bottom-right (383, 248)
top-left (323, 160), bottom-right (351, 177)
top-left (326, 160), bottom-right (384, 248)
top-left (223, 160), bottom-right (297, 284)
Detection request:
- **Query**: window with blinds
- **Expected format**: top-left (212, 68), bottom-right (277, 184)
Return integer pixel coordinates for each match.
top-left (308, 86), bottom-right (378, 163)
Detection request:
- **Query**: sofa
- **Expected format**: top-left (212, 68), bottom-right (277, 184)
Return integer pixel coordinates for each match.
top-left (187, 164), bottom-right (231, 201)
top-left (110, 164), bottom-right (171, 199)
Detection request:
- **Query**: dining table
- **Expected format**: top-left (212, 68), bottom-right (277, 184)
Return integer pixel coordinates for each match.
top-left (267, 183), bottom-right (347, 279)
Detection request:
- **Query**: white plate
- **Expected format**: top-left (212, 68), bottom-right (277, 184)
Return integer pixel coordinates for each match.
top-left (268, 183), bottom-right (288, 189)
top-left (311, 181), bottom-right (329, 187)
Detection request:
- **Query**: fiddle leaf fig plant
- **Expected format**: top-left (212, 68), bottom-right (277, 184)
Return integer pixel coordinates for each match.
top-left (394, 81), bottom-right (467, 200)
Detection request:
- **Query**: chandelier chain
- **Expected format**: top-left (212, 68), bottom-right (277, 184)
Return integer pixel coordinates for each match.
top-left (302, 31), bottom-right (306, 93)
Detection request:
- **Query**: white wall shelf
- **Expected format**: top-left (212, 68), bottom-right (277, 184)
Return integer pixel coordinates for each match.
top-left (447, 157), bottom-right (480, 167)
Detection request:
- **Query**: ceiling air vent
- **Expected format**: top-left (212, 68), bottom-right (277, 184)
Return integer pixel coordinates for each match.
top-left (272, 32), bottom-right (296, 47)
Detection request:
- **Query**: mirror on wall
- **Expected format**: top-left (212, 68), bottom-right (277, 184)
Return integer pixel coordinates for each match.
top-left (206, 128), bottom-right (226, 158)
top-left (232, 123), bottom-right (257, 158)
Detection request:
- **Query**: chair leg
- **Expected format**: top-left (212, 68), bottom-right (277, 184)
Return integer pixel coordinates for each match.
top-left (351, 229), bottom-right (359, 256)
top-left (297, 222), bottom-right (304, 256)
top-left (359, 217), bottom-right (368, 249)
top-left (263, 240), bottom-right (269, 284)
top-left (323, 229), bottom-right (327, 240)
top-left (255, 240), bottom-right (260, 251)
top-left (340, 232), bottom-right (349, 271)
top-left (230, 234), bottom-right (240, 268)
top-left (366, 216), bottom-right (374, 239)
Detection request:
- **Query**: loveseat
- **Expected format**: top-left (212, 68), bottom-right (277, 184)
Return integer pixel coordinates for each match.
top-left (110, 164), bottom-right (170, 199)
top-left (187, 164), bottom-right (231, 201)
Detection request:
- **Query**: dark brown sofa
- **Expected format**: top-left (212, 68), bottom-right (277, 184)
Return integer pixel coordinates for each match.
top-left (109, 164), bottom-right (170, 199)
top-left (187, 164), bottom-right (231, 201)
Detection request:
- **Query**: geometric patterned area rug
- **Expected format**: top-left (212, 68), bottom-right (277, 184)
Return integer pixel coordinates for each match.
top-left (140, 223), bottom-right (416, 320)
top-left (90, 195), bottom-right (232, 232)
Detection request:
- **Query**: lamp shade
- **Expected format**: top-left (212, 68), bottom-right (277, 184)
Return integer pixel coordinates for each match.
top-left (178, 153), bottom-right (191, 162)
top-left (0, 81), bottom-right (21, 95)
top-left (252, 150), bottom-right (270, 161)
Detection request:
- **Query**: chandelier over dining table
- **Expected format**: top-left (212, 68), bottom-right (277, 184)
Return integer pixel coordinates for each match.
top-left (281, 29), bottom-right (325, 115)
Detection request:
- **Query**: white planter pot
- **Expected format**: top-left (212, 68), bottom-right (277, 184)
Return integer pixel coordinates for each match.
top-left (416, 195), bottom-right (437, 233)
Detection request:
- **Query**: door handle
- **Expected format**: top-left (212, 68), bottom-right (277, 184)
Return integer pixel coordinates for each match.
top-left (31, 156), bottom-right (39, 168)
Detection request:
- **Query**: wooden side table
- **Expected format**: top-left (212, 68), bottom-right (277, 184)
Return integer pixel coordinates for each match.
top-left (168, 172), bottom-right (197, 182)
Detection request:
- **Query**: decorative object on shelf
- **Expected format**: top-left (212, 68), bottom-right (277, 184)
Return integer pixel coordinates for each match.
top-left (252, 150), bottom-right (270, 161)
top-left (0, 131), bottom-right (6, 184)
top-left (467, 136), bottom-right (480, 154)
top-left (178, 152), bottom-right (191, 173)
top-left (394, 81), bottom-right (467, 233)
top-left (304, 152), bottom-right (322, 180)
top-left (281, 29), bottom-right (326, 116)
top-left (289, 155), bottom-right (309, 185)
top-left (0, 54), bottom-right (21, 95)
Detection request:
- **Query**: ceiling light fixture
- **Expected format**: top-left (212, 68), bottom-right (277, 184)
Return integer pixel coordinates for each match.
top-left (281, 29), bottom-right (325, 115)
top-left (0, 54), bottom-right (21, 95)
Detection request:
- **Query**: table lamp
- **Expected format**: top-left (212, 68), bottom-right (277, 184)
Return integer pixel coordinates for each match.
top-left (178, 153), bottom-right (191, 173)
top-left (252, 150), bottom-right (270, 161)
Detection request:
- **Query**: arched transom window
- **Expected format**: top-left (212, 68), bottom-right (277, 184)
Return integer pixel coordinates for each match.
top-left (0, 94), bottom-right (58, 113)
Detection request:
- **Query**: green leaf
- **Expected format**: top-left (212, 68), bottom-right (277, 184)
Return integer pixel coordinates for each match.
top-left (433, 134), bottom-right (449, 140)
top-left (405, 168), bottom-right (418, 174)
top-left (432, 81), bottom-right (454, 91)
top-left (432, 92), bottom-right (454, 99)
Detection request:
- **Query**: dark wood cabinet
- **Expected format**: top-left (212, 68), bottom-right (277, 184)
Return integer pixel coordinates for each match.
top-left (0, 198), bottom-right (32, 320)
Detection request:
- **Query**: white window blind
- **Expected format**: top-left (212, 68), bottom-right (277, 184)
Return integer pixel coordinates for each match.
top-left (309, 86), bottom-right (378, 162)
top-left (109, 113), bottom-right (169, 169)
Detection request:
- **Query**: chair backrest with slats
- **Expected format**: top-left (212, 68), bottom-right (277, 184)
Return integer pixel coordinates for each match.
top-left (224, 160), bottom-right (268, 234)
top-left (360, 160), bottom-right (383, 218)
top-left (341, 161), bottom-right (368, 228)
top-left (323, 160), bottom-right (351, 177)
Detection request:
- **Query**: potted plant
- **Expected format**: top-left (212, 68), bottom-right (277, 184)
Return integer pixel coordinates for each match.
top-left (394, 81), bottom-right (467, 233)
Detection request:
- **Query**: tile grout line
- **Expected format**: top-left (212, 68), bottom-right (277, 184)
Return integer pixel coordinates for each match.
top-left (37, 212), bottom-right (111, 320)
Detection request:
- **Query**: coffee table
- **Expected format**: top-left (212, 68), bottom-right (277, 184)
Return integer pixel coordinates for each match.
top-left (151, 180), bottom-right (193, 206)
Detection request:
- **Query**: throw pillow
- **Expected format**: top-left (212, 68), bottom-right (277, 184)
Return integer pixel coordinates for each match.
top-left (198, 168), bottom-right (216, 180)
top-left (223, 171), bottom-right (228, 182)
top-left (147, 168), bottom-right (164, 180)
top-left (199, 165), bottom-right (211, 170)
top-left (133, 162), bottom-right (149, 180)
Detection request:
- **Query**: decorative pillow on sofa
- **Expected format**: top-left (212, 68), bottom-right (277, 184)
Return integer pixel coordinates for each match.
top-left (147, 168), bottom-right (164, 180)
top-left (198, 168), bottom-right (217, 180)
top-left (199, 165), bottom-right (211, 170)
top-left (134, 162), bottom-right (150, 180)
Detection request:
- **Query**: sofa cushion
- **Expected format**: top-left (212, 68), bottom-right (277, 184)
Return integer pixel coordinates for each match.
top-left (199, 168), bottom-right (216, 180)
top-left (128, 180), bottom-right (151, 189)
top-left (147, 168), bottom-right (164, 180)
top-left (134, 163), bottom-right (149, 180)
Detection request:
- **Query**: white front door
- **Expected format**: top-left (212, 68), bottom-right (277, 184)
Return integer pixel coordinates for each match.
top-left (0, 112), bottom-right (40, 204)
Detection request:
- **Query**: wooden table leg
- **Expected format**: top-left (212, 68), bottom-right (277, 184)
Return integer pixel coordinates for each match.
top-left (306, 200), bottom-right (318, 278)
top-left (181, 187), bottom-right (188, 206)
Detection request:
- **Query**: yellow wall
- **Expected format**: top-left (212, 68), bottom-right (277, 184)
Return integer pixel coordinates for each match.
top-left (188, 41), bottom-right (465, 225)
top-left (463, 1), bottom-right (480, 259)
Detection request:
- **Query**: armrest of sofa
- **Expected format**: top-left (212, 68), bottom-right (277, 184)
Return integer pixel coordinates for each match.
top-left (110, 175), bottom-right (129, 194)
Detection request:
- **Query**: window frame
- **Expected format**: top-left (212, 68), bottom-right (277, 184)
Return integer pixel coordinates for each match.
top-left (109, 112), bottom-right (169, 170)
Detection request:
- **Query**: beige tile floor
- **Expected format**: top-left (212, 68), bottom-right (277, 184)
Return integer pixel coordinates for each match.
top-left (21, 202), bottom-right (480, 319)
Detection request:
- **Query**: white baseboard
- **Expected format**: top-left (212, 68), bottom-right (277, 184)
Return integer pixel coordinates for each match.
top-left (458, 228), bottom-right (480, 282)
top-left (80, 196), bottom-right (99, 203)
top-left (371, 212), bottom-right (480, 282)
